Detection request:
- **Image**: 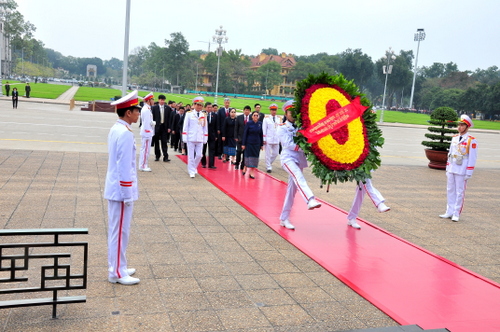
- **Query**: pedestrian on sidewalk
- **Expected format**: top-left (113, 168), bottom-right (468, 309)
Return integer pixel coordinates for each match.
top-left (5, 82), bottom-right (10, 96)
top-left (278, 100), bottom-right (321, 230)
top-left (104, 90), bottom-right (141, 285)
top-left (12, 88), bottom-right (19, 109)
top-left (25, 83), bottom-right (31, 98)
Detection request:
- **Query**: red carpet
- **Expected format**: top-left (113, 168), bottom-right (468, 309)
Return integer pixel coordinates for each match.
top-left (177, 155), bottom-right (500, 331)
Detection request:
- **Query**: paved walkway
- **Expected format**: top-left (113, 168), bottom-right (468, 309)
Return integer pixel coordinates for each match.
top-left (56, 86), bottom-right (80, 101)
top-left (0, 100), bottom-right (499, 331)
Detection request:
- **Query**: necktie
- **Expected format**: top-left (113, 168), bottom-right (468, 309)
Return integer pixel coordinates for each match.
top-left (459, 136), bottom-right (463, 142)
top-left (209, 113), bottom-right (211, 124)
top-left (244, 116), bottom-right (247, 125)
top-left (226, 109), bottom-right (229, 117)
top-left (273, 116), bottom-right (275, 123)
top-left (197, 112), bottom-right (200, 118)
top-left (292, 123), bottom-right (297, 129)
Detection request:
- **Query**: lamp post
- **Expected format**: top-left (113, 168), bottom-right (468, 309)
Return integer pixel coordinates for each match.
top-left (213, 26), bottom-right (228, 105)
top-left (198, 40), bottom-right (215, 53)
top-left (409, 28), bottom-right (425, 111)
top-left (380, 47), bottom-right (396, 124)
top-left (121, 0), bottom-right (131, 96)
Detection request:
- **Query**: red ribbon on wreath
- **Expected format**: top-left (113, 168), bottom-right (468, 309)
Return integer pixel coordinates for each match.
top-left (299, 96), bottom-right (368, 143)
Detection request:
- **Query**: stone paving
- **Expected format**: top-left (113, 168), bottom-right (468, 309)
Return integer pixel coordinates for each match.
top-left (0, 100), bottom-right (499, 331)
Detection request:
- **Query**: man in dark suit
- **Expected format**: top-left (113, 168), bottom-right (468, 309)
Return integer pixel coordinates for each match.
top-left (234, 105), bottom-right (251, 170)
top-left (216, 98), bottom-right (231, 159)
top-left (201, 102), bottom-right (218, 169)
top-left (151, 95), bottom-right (172, 162)
top-left (254, 103), bottom-right (265, 122)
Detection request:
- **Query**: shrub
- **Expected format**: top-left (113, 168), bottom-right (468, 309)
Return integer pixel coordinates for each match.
top-left (421, 106), bottom-right (458, 151)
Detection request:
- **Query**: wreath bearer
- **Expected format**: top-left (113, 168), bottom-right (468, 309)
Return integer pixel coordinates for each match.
top-left (277, 100), bottom-right (322, 230)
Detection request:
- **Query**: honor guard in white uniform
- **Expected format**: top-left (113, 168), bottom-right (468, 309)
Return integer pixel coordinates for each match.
top-left (139, 92), bottom-right (155, 172)
top-left (262, 103), bottom-right (282, 173)
top-left (104, 90), bottom-right (141, 285)
top-left (440, 114), bottom-right (478, 222)
top-left (346, 178), bottom-right (390, 229)
top-left (182, 96), bottom-right (208, 178)
top-left (277, 100), bottom-right (321, 230)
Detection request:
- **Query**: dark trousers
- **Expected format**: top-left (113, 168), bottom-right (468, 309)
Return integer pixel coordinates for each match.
top-left (153, 125), bottom-right (169, 160)
top-left (172, 132), bottom-right (181, 151)
top-left (216, 133), bottom-right (223, 156)
top-left (13, 98), bottom-right (18, 109)
top-left (201, 139), bottom-right (216, 167)
top-left (235, 142), bottom-right (245, 169)
top-left (5, 89), bottom-right (9, 97)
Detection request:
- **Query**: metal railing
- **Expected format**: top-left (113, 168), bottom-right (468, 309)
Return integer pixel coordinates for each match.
top-left (0, 228), bottom-right (88, 318)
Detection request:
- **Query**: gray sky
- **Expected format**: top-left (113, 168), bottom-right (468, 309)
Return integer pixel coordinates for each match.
top-left (16, 0), bottom-right (500, 72)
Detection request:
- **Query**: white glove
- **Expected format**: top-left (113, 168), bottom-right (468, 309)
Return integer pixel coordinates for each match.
top-left (124, 199), bottom-right (133, 207)
top-left (151, 120), bottom-right (156, 126)
top-left (465, 175), bottom-right (471, 180)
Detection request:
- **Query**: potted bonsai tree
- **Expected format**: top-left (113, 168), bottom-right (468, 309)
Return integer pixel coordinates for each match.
top-left (421, 106), bottom-right (458, 169)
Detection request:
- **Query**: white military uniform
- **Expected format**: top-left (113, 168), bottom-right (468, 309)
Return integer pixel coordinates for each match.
top-left (182, 110), bottom-right (208, 176)
top-left (139, 104), bottom-right (154, 170)
top-left (347, 178), bottom-right (385, 220)
top-left (278, 120), bottom-right (314, 221)
top-left (104, 119), bottom-right (139, 279)
top-left (263, 114), bottom-right (282, 171)
top-left (445, 133), bottom-right (478, 217)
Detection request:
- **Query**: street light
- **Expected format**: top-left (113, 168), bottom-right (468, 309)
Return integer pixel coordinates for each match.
top-left (409, 28), bottom-right (425, 111)
top-left (212, 26), bottom-right (228, 105)
top-left (198, 40), bottom-right (215, 53)
top-left (380, 47), bottom-right (396, 124)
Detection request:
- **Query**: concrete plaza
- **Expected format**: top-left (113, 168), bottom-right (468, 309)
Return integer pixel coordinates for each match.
top-left (0, 99), bottom-right (499, 331)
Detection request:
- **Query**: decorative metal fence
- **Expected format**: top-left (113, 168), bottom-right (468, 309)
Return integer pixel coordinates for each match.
top-left (0, 228), bottom-right (88, 318)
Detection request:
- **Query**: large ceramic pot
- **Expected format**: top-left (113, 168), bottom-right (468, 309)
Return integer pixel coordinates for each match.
top-left (424, 149), bottom-right (448, 170)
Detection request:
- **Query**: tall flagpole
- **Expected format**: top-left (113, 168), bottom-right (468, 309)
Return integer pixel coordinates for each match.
top-left (121, 0), bottom-right (131, 96)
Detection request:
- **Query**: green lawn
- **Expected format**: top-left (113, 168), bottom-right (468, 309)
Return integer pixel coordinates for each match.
top-left (2, 80), bottom-right (71, 99)
top-left (374, 110), bottom-right (500, 130)
top-left (73, 87), bottom-right (123, 102)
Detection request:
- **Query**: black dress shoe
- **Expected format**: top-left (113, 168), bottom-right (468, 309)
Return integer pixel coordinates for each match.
top-left (235, 165), bottom-right (239, 170)
top-left (155, 158), bottom-right (160, 161)
top-left (163, 158), bottom-right (171, 162)
top-left (267, 170), bottom-right (272, 173)
top-left (249, 175), bottom-right (255, 179)
top-left (202, 165), bottom-right (206, 168)
top-left (209, 166), bottom-right (217, 169)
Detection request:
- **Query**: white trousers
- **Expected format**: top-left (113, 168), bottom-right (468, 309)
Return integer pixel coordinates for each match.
top-left (140, 137), bottom-right (151, 169)
top-left (446, 172), bottom-right (467, 216)
top-left (279, 161), bottom-right (314, 221)
top-left (347, 179), bottom-right (385, 220)
top-left (107, 200), bottom-right (133, 279)
top-left (265, 143), bottom-right (280, 170)
top-left (187, 141), bottom-right (203, 175)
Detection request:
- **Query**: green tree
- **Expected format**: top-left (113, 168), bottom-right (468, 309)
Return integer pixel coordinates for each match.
top-left (257, 61), bottom-right (282, 94)
top-left (422, 62), bottom-right (446, 78)
top-left (261, 48), bottom-right (278, 55)
top-left (336, 48), bottom-right (373, 89)
top-left (164, 32), bottom-right (190, 87)
top-left (287, 61), bottom-right (333, 83)
top-left (375, 50), bottom-right (413, 108)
